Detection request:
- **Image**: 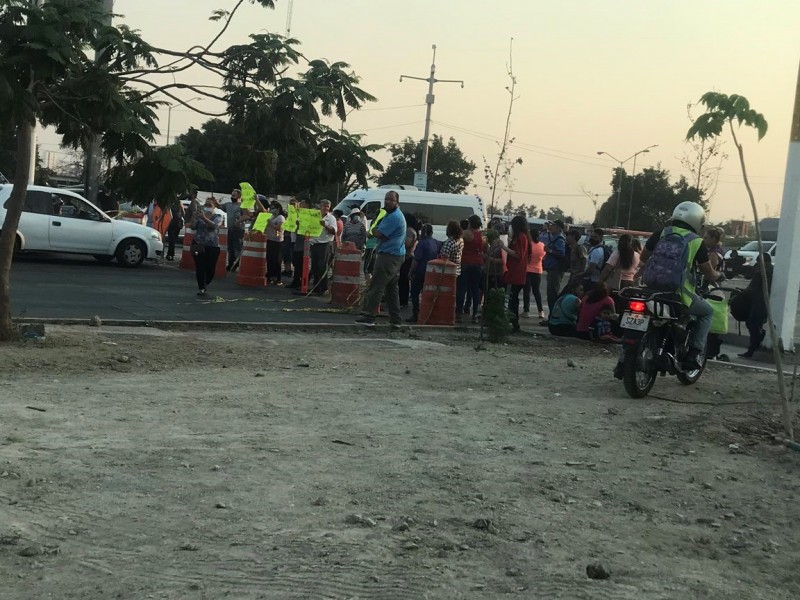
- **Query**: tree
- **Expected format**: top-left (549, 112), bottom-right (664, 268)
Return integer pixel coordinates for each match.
top-left (545, 206), bottom-right (566, 222)
top-left (0, 0), bottom-right (380, 340)
top-left (378, 135), bottom-right (475, 193)
top-left (501, 197), bottom-right (514, 216)
top-left (688, 91), bottom-right (793, 441)
top-left (681, 102), bottom-right (727, 202)
top-left (594, 166), bottom-right (705, 231)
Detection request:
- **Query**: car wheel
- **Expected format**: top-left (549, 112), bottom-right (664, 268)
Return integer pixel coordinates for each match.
top-left (116, 238), bottom-right (146, 268)
top-left (93, 254), bottom-right (114, 263)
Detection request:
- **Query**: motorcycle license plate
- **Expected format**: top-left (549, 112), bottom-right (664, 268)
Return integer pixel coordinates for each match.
top-left (621, 312), bottom-right (650, 331)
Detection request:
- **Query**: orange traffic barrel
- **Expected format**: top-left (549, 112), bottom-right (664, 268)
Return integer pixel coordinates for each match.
top-left (417, 259), bottom-right (458, 326)
top-left (330, 242), bottom-right (363, 307)
top-left (215, 227), bottom-right (228, 278)
top-left (179, 229), bottom-right (195, 271)
top-left (236, 233), bottom-right (267, 288)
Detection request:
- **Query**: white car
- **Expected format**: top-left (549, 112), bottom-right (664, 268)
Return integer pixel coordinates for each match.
top-left (0, 184), bottom-right (163, 267)
top-left (723, 240), bottom-right (777, 278)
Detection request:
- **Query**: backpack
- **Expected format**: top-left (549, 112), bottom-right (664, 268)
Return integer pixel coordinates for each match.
top-left (642, 227), bottom-right (697, 292)
top-left (587, 244), bottom-right (612, 274)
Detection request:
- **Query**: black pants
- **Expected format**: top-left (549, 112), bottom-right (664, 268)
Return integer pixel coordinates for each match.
top-left (523, 272), bottom-right (543, 314)
top-left (410, 271), bottom-right (425, 319)
top-left (290, 251), bottom-right (304, 287)
top-left (548, 323), bottom-right (576, 337)
top-left (166, 224), bottom-right (181, 259)
top-left (282, 238), bottom-right (294, 273)
top-left (398, 257), bottom-right (413, 306)
top-left (267, 240), bottom-right (283, 282)
top-left (508, 283), bottom-right (523, 330)
top-left (310, 242), bottom-right (331, 293)
top-left (193, 246), bottom-right (221, 291)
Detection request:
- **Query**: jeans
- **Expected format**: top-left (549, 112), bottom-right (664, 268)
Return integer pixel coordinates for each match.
top-left (508, 284), bottom-right (524, 330)
top-left (227, 228), bottom-right (244, 268)
top-left (546, 270), bottom-right (563, 312)
top-left (457, 264), bottom-right (483, 316)
top-left (193, 246), bottom-right (221, 290)
top-left (687, 293), bottom-right (714, 354)
top-left (310, 242), bottom-right (332, 293)
top-left (523, 272), bottom-right (543, 314)
top-left (362, 253), bottom-right (404, 323)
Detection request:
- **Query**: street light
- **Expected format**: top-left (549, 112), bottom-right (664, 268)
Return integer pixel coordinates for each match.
top-left (627, 144), bottom-right (658, 229)
top-left (166, 97), bottom-right (201, 146)
top-left (596, 144), bottom-right (658, 228)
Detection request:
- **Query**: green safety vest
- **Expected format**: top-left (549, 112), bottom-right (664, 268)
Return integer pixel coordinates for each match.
top-left (365, 209), bottom-right (386, 249)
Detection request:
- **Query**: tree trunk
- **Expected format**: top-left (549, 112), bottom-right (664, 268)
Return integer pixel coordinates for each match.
top-left (730, 124), bottom-right (794, 440)
top-left (0, 119), bottom-right (35, 341)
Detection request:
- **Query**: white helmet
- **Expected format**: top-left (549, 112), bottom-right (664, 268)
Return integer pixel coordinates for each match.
top-left (671, 201), bottom-right (706, 233)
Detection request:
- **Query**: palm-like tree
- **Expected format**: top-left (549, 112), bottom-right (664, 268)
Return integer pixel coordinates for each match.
top-left (301, 59), bottom-right (377, 121)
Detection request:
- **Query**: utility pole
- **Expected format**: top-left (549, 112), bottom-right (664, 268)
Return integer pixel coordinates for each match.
top-left (771, 58), bottom-right (800, 352)
top-left (285, 0), bottom-right (294, 36)
top-left (84, 0), bottom-right (113, 204)
top-left (400, 45), bottom-right (463, 191)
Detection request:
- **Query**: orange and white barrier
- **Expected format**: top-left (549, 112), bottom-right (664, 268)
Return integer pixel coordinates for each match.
top-left (179, 229), bottom-right (195, 271)
top-left (330, 242), bottom-right (363, 307)
top-left (236, 233), bottom-right (267, 288)
top-left (214, 227), bottom-right (228, 279)
top-left (417, 259), bottom-right (458, 326)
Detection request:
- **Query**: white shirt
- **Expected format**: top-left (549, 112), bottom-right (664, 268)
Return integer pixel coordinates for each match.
top-left (311, 212), bottom-right (337, 245)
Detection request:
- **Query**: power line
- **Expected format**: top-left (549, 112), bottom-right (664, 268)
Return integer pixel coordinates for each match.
top-left (472, 184), bottom-right (590, 198)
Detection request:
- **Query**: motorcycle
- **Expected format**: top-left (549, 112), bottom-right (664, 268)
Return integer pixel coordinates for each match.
top-left (617, 286), bottom-right (712, 398)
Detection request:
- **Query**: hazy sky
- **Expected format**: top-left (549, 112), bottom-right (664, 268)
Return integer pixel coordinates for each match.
top-left (39, 0), bottom-right (800, 223)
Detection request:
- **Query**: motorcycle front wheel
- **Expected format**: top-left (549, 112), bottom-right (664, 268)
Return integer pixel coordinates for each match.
top-left (623, 333), bottom-right (658, 398)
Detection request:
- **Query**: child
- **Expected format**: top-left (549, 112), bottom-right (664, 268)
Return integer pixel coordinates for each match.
top-left (592, 306), bottom-right (620, 344)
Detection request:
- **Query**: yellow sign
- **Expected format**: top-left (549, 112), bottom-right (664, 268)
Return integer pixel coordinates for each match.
top-left (298, 208), bottom-right (323, 238)
top-left (240, 182), bottom-right (256, 210)
top-left (252, 212), bottom-right (269, 233)
top-left (284, 204), bottom-right (298, 233)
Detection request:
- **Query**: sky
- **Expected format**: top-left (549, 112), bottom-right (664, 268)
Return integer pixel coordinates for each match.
top-left (37, 0), bottom-right (800, 223)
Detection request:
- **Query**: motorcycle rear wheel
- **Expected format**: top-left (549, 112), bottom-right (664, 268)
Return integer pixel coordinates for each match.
top-left (623, 333), bottom-right (657, 399)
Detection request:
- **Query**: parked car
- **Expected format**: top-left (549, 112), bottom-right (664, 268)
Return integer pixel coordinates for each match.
top-left (0, 184), bottom-right (163, 267)
top-left (724, 240), bottom-right (776, 279)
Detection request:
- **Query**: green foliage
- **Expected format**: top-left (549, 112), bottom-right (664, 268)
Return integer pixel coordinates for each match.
top-left (595, 166), bottom-right (705, 231)
top-left (687, 92), bottom-right (768, 142)
top-left (378, 135), bottom-right (476, 193)
top-left (545, 206), bottom-right (566, 222)
top-left (110, 145), bottom-right (212, 208)
top-left (483, 288), bottom-right (512, 343)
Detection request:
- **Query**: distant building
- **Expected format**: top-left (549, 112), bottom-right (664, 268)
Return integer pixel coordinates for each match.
top-left (728, 219), bottom-right (751, 238)
top-left (760, 218), bottom-right (779, 242)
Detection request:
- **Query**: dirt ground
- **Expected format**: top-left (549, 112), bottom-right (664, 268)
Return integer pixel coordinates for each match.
top-left (0, 325), bottom-right (798, 600)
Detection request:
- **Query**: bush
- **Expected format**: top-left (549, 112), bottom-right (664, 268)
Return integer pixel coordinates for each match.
top-left (483, 288), bottom-right (511, 343)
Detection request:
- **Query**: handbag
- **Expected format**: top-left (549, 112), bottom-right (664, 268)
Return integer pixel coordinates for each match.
top-left (190, 241), bottom-right (205, 257)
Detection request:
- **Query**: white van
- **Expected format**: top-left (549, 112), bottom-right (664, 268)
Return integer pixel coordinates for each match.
top-left (0, 184), bottom-right (163, 267)
top-left (334, 185), bottom-right (486, 241)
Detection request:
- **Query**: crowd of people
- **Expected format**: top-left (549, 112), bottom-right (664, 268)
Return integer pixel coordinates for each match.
top-left (180, 189), bottom-right (773, 361)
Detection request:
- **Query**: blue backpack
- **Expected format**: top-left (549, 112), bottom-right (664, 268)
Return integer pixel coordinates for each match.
top-left (642, 227), bottom-right (698, 292)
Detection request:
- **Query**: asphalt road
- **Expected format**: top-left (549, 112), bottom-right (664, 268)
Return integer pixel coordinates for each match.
top-left (9, 252), bottom-right (355, 324)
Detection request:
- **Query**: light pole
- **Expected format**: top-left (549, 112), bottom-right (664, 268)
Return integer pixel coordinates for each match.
top-left (166, 97), bottom-right (201, 146)
top-left (626, 144), bottom-right (658, 229)
top-left (597, 144), bottom-right (658, 228)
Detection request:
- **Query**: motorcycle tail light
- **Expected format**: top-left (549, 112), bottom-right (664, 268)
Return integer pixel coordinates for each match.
top-left (629, 301), bottom-right (646, 313)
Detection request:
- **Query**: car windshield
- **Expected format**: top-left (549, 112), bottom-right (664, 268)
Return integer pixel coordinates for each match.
top-left (739, 241), bottom-right (774, 252)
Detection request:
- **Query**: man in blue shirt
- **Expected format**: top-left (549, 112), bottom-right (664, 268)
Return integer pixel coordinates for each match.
top-left (541, 219), bottom-right (567, 314)
top-left (356, 190), bottom-right (407, 329)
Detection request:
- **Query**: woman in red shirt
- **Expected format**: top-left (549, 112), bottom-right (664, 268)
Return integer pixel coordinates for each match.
top-left (458, 215), bottom-right (485, 323)
top-left (499, 215), bottom-right (531, 332)
top-left (523, 228), bottom-right (546, 320)
top-left (576, 281), bottom-right (617, 341)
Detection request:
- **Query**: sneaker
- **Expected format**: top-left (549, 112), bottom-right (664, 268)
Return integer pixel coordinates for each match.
top-left (355, 316), bottom-right (376, 327)
top-left (683, 349), bottom-right (704, 371)
top-left (197, 289), bottom-right (206, 296)
top-left (538, 312), bottom-right (546, 319)
top-left (521, 312), bottom-right (531, 319)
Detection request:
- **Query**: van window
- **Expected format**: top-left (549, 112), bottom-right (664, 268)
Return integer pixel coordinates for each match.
top-left (401, 202), bottom-right (475, 226)
top-left (333, 198), bottom-right (364, 215)
top-left (3, 190), bottom-right (53, 215)
top-left (362, 201), bottom-right (382, 221)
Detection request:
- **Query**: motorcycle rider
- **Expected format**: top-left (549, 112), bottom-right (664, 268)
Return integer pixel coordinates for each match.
top-left (614, 201), bottom-right (722, 377)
